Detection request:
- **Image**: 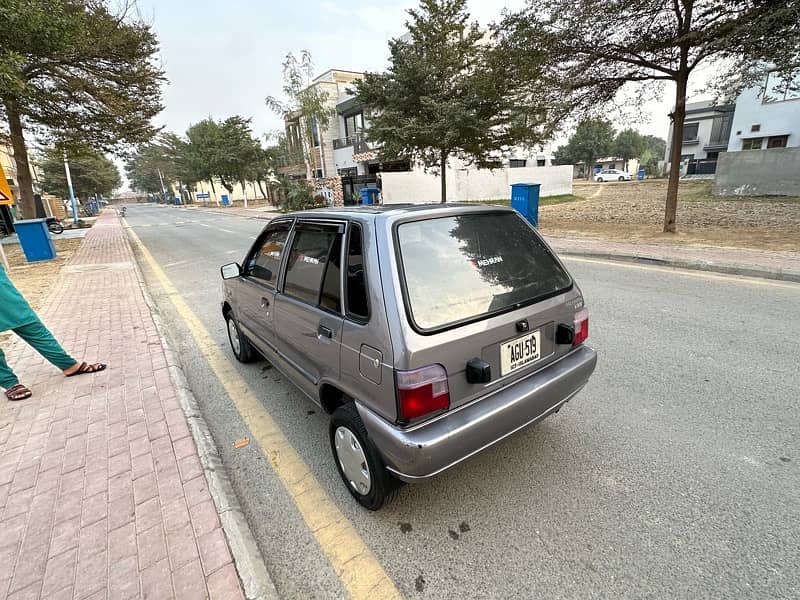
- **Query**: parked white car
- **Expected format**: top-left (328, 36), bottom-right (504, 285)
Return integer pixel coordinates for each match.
top-left (595, 169), bottom-right (632, 182)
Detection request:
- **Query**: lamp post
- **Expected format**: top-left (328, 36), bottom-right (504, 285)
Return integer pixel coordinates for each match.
top-left (63, 152), bottom-right (79, 224)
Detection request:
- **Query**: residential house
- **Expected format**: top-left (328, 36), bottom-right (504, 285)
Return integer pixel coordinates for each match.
top-left (712, 70), bottom-right (800, 196)
top-left (726, 70), bottom-right (800, 152)
top-left (278, 69), bottom-right (365, 181)
top-left (664, 100), bottom-right (735, 175)
top-left (665, 70), bottom-right (800, 178)
top-left (282, 67), bottom-right (559, 204)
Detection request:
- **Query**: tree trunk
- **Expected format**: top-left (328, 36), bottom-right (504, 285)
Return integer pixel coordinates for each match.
top-left (219, 176), bottom-right (233, 194)
top-left (256, 178), bottom-right (267, 200)
top-left (440, 149), bottom-right (448, 203)
top-left (4, 99), bottom-right (36, 219)
top-left (665, 71), bottom-right (689, 233)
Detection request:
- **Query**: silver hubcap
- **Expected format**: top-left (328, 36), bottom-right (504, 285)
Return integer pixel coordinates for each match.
top-left (334, 426), bottom-right (371, 495)
top-left (227, 318), bottom-right (241, 355)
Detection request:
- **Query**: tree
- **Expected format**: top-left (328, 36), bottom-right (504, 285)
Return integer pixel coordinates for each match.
top-left (640, 135), bottom-right (667, 175)
top-left (182, 117), bottom-right (264, 200)
top-left (553, 118), bottom-right (616, 179)
top-left (499, 0), bottom-right (800, 231)
top-left (126, 139), bottom-right (178, 198)
top-left (614, 129), bottom-right (646, 172)
top-left (265, 51), bottom-right (332, 181)
top-left (0, 0), bottom-right (165, 218)
top-left (39, 147), bottom-right (121, 199)
top-left (355, 0), bottom-right (560, 202)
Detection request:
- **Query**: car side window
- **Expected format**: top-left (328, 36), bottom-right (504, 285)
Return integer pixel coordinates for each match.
top-left (284, 227), bottom-right (342, 311)
top-left (345, 223), bottom-right (369, 321)
top-left (246, 223), bottom-right (290, 288)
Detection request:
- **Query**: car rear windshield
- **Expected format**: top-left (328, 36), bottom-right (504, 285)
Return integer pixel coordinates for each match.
top-left (396, 212), bottom-right (572, 331)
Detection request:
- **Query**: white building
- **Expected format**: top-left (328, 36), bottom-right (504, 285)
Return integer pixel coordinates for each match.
top-left (665, 70), bottom-right (800, 175)
top-left (664, 101), bottom-right (735, 166)
top-left (726, 71), bottom-right (800, 151)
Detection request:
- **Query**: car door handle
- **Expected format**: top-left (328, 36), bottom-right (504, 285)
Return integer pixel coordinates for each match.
top-left (261, 297), bottom-right (270, 308)
top-left (317, 324), bottom-right (333, 339)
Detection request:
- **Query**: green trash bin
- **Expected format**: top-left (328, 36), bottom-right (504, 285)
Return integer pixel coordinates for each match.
top-left (15, 218), bottom-right (57, 262)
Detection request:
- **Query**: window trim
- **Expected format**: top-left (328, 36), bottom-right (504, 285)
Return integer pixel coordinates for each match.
top-left (343, 221), bottom-right (371, 324)
top-left (392, 210), bottom-right (573, 336)
top-left (243, 219), bottom-right (295, 290)
top-left (767, 135), bottom-right (789, 149)
top-left (279, 219), bottom-right (346, 315)
top-left (682, 122), bottom-right (700, 141)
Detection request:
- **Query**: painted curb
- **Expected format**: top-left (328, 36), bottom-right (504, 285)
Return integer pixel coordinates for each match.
top-left (554, 248), bottom-right (800, 284)
top-left (123, 221), bottom-right (280, 600)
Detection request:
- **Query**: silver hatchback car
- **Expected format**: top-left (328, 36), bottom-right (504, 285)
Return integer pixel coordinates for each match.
top-left (221, 204), bottom-right (597, 509)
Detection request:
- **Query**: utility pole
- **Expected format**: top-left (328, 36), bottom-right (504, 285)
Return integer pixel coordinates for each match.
top-left (157, 168), bottom-right (167, 203)
top-left (63, 152), bottom-right (79, 224)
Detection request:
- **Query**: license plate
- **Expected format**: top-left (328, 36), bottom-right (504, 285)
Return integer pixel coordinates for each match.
top-left (500, 330), bottom-right (541, 376)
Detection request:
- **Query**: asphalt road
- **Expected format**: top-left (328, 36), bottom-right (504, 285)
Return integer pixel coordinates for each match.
top-left (127, 203), bottom-right (800, 599)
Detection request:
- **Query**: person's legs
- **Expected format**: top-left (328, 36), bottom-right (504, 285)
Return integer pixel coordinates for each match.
top-left (13, 321), bottom-right (77, 371)
top-left (0, 347), bottom-right (20, 389)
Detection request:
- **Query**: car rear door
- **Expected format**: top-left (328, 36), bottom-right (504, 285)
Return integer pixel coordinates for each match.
top-left (272, 220), bottom-right (345, 400)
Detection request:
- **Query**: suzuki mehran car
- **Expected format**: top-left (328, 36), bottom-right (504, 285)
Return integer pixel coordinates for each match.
top-left (220, 204), bottom-right (597, 509)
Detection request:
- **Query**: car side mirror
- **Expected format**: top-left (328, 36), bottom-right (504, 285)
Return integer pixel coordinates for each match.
top-left (220, 263), bottom-right (241, 280)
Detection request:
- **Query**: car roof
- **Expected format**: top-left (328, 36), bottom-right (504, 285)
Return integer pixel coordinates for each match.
top-left (283, 203), bottom-right (515, 222)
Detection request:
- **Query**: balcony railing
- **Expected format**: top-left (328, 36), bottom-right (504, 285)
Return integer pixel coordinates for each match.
top-left (332, 133), bottom-right (375, 154)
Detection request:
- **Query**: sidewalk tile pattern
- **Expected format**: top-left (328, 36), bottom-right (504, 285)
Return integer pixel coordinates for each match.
top-left (0, 214), bottom-right (244, 600)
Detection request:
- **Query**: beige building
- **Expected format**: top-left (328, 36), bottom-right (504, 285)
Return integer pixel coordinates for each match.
top-left (0, 143), bottom-right (22, 202)
top-left (279, 69), bottom-right (365, 180)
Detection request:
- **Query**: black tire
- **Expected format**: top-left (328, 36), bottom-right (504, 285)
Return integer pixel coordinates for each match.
top-left (618, 176), bottom-right (625, 181)
top-left (48, 222), bottom-right (64, 234)
top-left (596, 177), bottom-right (604, 183)
top-left (225, 311), bottom-right (256, 363)
top-left (330, 403), bottom-right (401, 510)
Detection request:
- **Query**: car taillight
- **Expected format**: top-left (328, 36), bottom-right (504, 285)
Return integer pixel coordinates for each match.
top-left (573, 308), bottom-right (589, 346)
top-left (396, 364), bottom-right (450, 422)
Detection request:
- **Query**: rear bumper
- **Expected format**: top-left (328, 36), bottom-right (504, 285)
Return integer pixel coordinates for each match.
top-left (357, 345), bottom-right (597, 482)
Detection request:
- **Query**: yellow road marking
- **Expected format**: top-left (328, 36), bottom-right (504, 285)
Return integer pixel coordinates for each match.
top-left (127, 227), bottom-right (403, 600)
top-left (562, 255), bottom-right (800, 289)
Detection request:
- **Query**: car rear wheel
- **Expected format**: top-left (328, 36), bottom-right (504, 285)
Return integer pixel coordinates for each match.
top-left (330, 403), bottom-right (401, 510)
top-left (225, 311), bottom-right (256, 363)
top-left (596, 177), bottom-right (604, 183)
top-left (618, 176), bottom-right (625, 181)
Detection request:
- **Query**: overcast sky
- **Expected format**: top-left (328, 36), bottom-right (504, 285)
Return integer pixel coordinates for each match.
top-left (128, 0), bottom-right (718, 185)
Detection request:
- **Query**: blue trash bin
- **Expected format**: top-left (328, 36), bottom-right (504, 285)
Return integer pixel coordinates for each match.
top-left (14, 218), bottom-right (57, 262)
top-left (510, 183), bottom-right (541, 227)
top-left (638, 168), bottom-right (646, 181)
top-left (221, 194), bottom-right (230, 206)
top-left (360, 187), bottom-right (380, 205)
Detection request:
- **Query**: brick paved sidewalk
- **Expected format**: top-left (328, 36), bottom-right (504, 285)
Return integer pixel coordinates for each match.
top-left (546, 235), bottom-right (800, 281)
top-left (0, 213), bottom-right (244, 599)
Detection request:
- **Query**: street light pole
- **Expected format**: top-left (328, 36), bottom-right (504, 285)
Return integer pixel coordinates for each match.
top-left (157, 168), bottom-right (167, 203)
top-left (63, 152), bottom-right (79, 224)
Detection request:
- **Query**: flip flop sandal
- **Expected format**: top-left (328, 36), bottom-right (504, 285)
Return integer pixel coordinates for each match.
top-left (65, 362), bottom-right (108, 377)
top-left (5, 384), bottom-right (32, 401)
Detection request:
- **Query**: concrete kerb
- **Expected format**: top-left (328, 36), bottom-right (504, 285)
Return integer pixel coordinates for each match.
top-left (122, 219), bottom-right (279, 600)
top-left (554, 248), bottom-right (800, 284)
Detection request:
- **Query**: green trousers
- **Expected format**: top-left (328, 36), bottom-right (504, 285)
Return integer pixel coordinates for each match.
top-left (0, 321), bottom-right (76, 389)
